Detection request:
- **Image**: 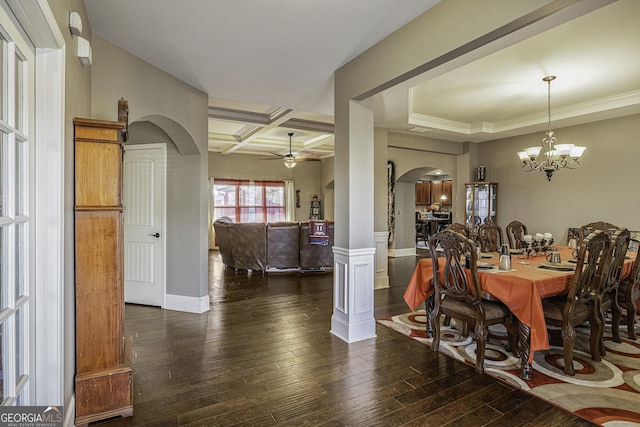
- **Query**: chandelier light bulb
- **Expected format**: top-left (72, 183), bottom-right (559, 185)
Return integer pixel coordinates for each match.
top-left (570, 146), bottom-right (586, 159)
top-left (284, 156), bottom-right (296, 168)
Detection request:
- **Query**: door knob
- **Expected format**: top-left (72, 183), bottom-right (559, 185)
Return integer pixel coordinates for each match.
top-left (148, 232), bottom-right (160, 238)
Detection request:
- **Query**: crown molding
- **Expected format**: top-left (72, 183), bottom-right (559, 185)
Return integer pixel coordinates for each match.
top-left (409, 90), bottom-right (640, 138)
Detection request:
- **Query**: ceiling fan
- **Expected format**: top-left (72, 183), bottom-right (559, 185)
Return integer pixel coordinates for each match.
top-left (261, 132), bottom-right (320, 168)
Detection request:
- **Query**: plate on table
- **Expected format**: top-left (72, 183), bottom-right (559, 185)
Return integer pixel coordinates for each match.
top-left (480, 253), bottom-right (493, 259)
top-left (539, 261), bottom-right (575, 271)
top-left (477, 262), bottom-right (496, 269)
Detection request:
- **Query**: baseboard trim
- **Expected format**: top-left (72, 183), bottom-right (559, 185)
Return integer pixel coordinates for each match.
top-left (388, 247), bottom-right (416, 258)
top-left (165, 294), bottom-right (210, 314)
top-left (64, 395), bottom-right (75, 427)
top-left (374, 275), bottom-right (390, 289)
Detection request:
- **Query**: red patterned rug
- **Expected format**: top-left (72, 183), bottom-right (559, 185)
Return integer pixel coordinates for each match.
top-left (378, 311), bottom-right (640, 426)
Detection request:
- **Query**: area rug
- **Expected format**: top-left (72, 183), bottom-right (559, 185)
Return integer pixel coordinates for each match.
top-left (378, 310), bottom-right (640, 426)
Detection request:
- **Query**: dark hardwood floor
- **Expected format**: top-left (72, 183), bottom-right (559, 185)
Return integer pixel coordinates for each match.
top-left (95, 250), bottom-right (594, 426)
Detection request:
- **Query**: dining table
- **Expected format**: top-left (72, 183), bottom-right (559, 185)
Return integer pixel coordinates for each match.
top-left (417, 216), bottom-right (450, 238)
top-left (403, 245), bottom-right (634, 380)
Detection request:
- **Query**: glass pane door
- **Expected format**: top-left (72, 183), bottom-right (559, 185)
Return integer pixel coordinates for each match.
top-left (0, 5), bottom-right (34, 404)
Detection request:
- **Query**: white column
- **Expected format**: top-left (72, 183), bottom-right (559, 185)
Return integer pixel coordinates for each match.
top-left (331, 99), bottom-right (376, 342)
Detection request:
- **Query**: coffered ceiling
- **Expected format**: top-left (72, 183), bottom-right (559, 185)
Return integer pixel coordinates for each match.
top-left (207, 98), bottom-right (336, 160)
top-left (86, 0), bottom-right (640, 158)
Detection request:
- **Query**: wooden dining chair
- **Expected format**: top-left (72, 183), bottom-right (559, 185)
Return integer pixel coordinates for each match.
top-left (440, 223), bottom-right (471, 328)
top-left (618, 239), bottom-right (640, 340)
top-left (477, 222), bottom-right (504, 252)
top-left (428, 230), bottom-right (515, 374)
top-left (415, 212), bottom-right (427, 245)
top-left (598, 228), bottom-right (630, 354)
top-left (445, 222), bottom-right (470, 238)
top-left (506, 220), bottom-right (528, 249)
top-left (541, 230), bottom-right (612, 376)
top-left (578, 221), bottom-right (619, 241)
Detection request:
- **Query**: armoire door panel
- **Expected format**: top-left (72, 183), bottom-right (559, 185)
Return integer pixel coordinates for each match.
top-left (75, 140), bottom-right (122, 207)
top-left (75, 210), bottom-right (123, 372)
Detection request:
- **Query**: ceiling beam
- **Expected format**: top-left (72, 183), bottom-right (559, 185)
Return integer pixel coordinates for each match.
top-left (303, 134), bottom-right (334, 150)
top-left (281, 118), bottom-right (334, 134)
top-left (208, 106), bottom-right (268, 124)
top-left (220, 108), bottom-right (295, 154)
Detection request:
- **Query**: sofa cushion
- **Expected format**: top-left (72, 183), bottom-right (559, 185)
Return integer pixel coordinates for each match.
top-left (213, 217), bottom-right (234, 267)
top-left (266, 222), bottom-right (300, 269)
top-left (226, 222), bottom-right (266, 271)
top-left (300, 221), bottom-right (334, 269)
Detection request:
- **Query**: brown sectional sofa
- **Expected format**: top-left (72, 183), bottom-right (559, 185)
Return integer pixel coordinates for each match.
top-left (214, 217), bottom-right (334, 272)
top-left (299, 221), bottom-right (334, 269)
top-left (214, 217), bottom-right (266, 271)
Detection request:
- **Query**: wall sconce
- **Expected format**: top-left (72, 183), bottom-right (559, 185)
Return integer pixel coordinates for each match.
top-left (69, 12), bottom-right (82, 36)
top-left (69, 11), bottom-right (92, 67)
top-left (77, 37), bottom-right (92, 67)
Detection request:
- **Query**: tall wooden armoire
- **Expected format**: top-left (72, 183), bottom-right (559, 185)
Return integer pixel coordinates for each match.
top-left (74, 118), bottom-right (133, 425)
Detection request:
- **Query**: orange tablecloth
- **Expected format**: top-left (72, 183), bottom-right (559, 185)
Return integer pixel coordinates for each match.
top-left (403, 246), bottom-right (633, 363)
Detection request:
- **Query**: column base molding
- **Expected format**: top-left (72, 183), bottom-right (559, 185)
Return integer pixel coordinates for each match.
top-left (331, 246), bottom-right (377, 342)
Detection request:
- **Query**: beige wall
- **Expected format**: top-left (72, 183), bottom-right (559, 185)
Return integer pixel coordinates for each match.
top-left (477, 113), bottom-right (640, 242)
top-left (320, 158), bottom-right (335, 221)
top-left (91, 36), bottom-right (210, 299)
top-left (385, 114), bottom-right (640, 253)
top-left (209, 152), bottom-right (325, 222)
top-left (385, 134), bottom-right (459, 251)
top-left (91, 36), bottom-right (207, 140)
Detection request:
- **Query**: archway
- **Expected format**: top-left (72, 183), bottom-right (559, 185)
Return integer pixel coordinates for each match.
top-left (393, 166), bottom-right (455, 255)
top-left (126, 117), bottom-right (208, 313)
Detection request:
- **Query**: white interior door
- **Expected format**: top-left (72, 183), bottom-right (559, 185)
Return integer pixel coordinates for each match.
top-left (123, 144), bottom-right (166, 306)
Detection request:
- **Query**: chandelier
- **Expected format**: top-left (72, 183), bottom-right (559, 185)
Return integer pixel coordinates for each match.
top-left (517, 76), bottom-right (585, 181)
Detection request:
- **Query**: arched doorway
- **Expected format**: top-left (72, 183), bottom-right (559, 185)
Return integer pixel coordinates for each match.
top-left (124, 117), bottom-right (207, 313)
top-left (393, 166), bottom-right (454, 255)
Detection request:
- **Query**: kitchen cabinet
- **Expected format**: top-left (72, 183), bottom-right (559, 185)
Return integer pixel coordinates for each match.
top-left (442, 180), bottom-right (452, 205)
top-left (415, 181), bottom-right (431, 205)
